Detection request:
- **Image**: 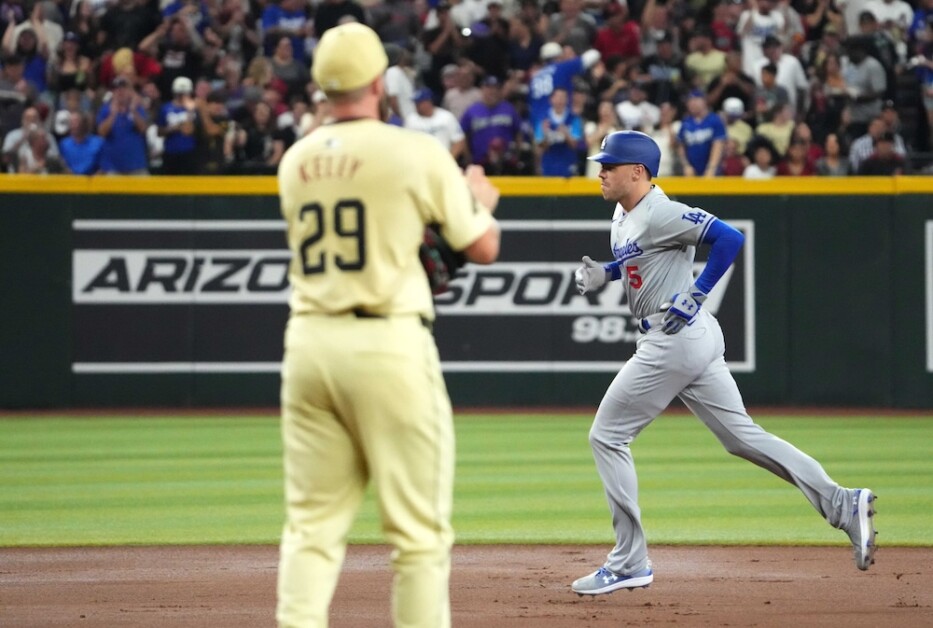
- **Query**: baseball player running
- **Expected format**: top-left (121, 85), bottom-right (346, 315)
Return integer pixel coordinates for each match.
top-left (571, 130), bottom-right (876, 595)
top-left (276, 23), bottom-right (501, 628)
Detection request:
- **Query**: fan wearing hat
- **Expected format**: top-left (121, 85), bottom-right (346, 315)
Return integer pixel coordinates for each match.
top-left (721, 96), bottom-right (753, 154)
top-left (736, 0), bottom-right (786, 78)
top-left (528, 40), bottom-right (600, 129)
top-left (95, 73), bottom-right (149, 174)
top-left (156, 76), bottom-right (198, 174)
top-left (276, 23), bottom-right (501, 628)
top-left (593, 1), bottom-right (640, 60)
top-left (403, 87), bottom-right (466, 161)
top-left (676, 88), bottom-right (727, 176)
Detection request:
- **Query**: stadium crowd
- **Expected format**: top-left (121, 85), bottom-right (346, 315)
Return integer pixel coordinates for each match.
top-left (0, 0), bottom-right (930, 176)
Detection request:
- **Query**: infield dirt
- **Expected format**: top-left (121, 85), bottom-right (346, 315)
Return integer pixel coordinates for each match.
top-left (1, 545), bottom-right (931, 627)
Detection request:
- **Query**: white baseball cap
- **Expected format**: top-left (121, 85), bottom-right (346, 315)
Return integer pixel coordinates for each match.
top-left (313, 22), bottom-right (388, 92)
top-left (540, 42), bottom-right (562, 61)
top-left (723, 97), bottom-right (745, 116)
top-left (172, 76), bottom-right (193, 94)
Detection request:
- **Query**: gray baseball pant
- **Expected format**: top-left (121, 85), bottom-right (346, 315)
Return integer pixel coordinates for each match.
top-left (589, 310), bottom-right (853, 575)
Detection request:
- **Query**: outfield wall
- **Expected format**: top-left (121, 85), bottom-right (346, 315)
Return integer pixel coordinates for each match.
top-left (1, 175), bottom-right (931, 409)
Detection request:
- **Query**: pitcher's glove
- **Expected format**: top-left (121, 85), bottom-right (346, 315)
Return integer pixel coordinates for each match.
top-left (420, 225), bottom-right (466, 295)
top-left (660, 285), bottom-right (708, 335)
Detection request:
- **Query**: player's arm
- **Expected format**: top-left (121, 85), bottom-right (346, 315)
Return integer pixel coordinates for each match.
top-left (461, 164), bottom-right (500, 264)
top-left (660, 218), bottom-right (744, 334)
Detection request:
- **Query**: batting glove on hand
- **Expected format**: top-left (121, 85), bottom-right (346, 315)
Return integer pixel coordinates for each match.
top-left (574, 256), bottom-right (610, 295)
top-left (660, 285), bottom-right (708, 335)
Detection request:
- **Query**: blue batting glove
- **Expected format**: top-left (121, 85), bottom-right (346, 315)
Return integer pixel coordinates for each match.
top-left (660, 285), bottom-right (707, 335)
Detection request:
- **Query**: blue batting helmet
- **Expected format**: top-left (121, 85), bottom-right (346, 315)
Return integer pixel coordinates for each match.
top-left (588, 130), bottom-right (661, 177)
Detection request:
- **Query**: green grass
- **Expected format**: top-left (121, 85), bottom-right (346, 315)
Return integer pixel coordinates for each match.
top-left (0, 413), bottom-right (930, 547)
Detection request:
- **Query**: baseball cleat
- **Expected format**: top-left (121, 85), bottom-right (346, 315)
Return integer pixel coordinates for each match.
top-left (844, 489), bottom-right (877, 571)
top-left (571, 565), bottom-right (653, 596)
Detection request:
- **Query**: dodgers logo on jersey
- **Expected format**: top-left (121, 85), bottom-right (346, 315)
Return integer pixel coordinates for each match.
top-left (613, 238), bottom-right (643, 263)
top-left (682, 210), bottom-right (708, 225)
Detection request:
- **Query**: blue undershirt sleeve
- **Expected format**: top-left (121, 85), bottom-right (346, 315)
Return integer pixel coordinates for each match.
top-left (694, 219), bottom-right (745, 295)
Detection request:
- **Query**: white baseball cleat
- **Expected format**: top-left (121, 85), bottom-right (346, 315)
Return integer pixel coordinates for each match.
top-left (844, 488), bottom-right (877, 571)
top-left (571, 564), bottom-right (653, 596)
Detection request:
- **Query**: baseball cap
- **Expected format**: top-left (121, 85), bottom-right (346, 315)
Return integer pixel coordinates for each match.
top-left (111, 76), bottom-right (130, 88)
top-left (413, 87), bottom-right (434, 102)
top-left (312, 22), bottom-right (388, 92)
top-left (481, 75), bottom-right (501, 87)
top-left (63, 31), bottom-right (79, 43)
top-left (172, 76), bottom-right (193, 94)
top-left (540, 41), bottom-right (562, 60)
top-left (441, 63), bottom-right (459, 77)
top-left (723, 97), bottom-right (744, 116)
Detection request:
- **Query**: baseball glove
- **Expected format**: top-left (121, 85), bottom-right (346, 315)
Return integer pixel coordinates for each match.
top-left (420, 224), bottom-right (466, 295)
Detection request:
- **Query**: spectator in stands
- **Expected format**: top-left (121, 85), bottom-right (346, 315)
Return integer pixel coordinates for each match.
top-left (2, 104), bottom-right (59, 172)
top-left (535, 86), bottom-right (583, 176)
top-left (231, 99), bottom-right (284, 174)
top-left (848, 113), bottom-right (907, 170)
top-left (260, 0), bottom-right (310, 64)
top-left (777, 135), bottom-right (817, 174)
top-left (506, 15), bottom-right (543, 78)
top-left (312, 0), bottom-right (367, 37)
top-left (640, 0), bottom-right (679, 59)
top-left (647, 100), bottom-right (681, 176)
top-left (405, 87), bottom-right (466, 162)
top-left (737, 0), bottom-right (787, 78)
top-left (157, 75), bottom-right (198, 174)
top-left (59, 110), bottom-right (103, 174)
top-left (527, 41), bottom-right (599, 129)
top-left (743, 138), bottom-right (779, 177)
top-left (97, 46), bottom-right (162, 93)
top-left (269, 36), bottom-right (309, 101)
top-left (754, 35), bottom-right (809, 119)
top-left (584, 98), bottom-right (622, 177)
top-left (193, 89), bottom-right (232, 174)
top-left (722, 96), bottom-right (753, 154)
top-left (796, 0), bottom-right (843, 45)
top-left (710, 0), bottom-right (741, 53)
top-left (9, 2), bottom-right (61, 63)
top-left (721, 136), bottom-right (750, 175)
top-left (96, 76), bottom-right (149, 174)
top-left (461, 75), bottom-right (523, 166)
top-left (47, 32), bottom-right (92, 102)
top-left (755, 101), bottom-right (796, 155)
top-left (753, 62), bottom-right (790, 125)
top-left (211, 0), bottom-right (259, 66)
top-left (806, 50), bottom-right (850, 142)
top-left (865, 0), bottom-right (914, 61)
top-left (857, 130), bottom-right (907, 173)
top-left (842, 34), bottom-right (888, 138)
top-left (677, 88), bottom-right (726, 176)
top-left (15, 123), bottom-right (62, 172)
top-left (593, 1), bottom-right (640, 62)
top-left (803, 21), bottom-right (845, 70)
top-left (615, 80), bottom-right (660, 132)
top-left (707, 50), bottom-right (756, 118)
top-left (461, 17), bottom-right (510, 82)
top-left (369, 0), bottom-right (421, 47)
top-left (814, 131), bottom-right (850, 174)
top-left (424, 2), bottom-right (468, 96)
top-left (140, 16), bottom-right (206, 102)
top-left (0, 53), bottom-right (28, 139)
top-left (100, 0), bottom-right (161, 52)
top-left (384, 43), bottom-right (417, 123)
top-left (442, 63), bottom-right (482, 120)
top-left (639, 31), bottom-right (685, 106)
top-left (545, 0), bottom-right (598, 56)
top-left (684, 27), bottom-right (727, 91)
top-left (2, 19), bottom-right (49, 96)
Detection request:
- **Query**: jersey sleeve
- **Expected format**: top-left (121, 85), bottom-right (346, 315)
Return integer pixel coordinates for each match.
top-left (648, 200), bottom-right (717, 249)
top-left (419, 136), bottom-right (494, 252)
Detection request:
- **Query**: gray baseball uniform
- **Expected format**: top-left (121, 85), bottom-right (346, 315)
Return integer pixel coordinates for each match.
top-left (590, 185), bottom-right (852, 575)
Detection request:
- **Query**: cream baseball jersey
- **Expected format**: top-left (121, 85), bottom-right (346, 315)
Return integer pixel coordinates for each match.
top-left (278, 118), bottom-right (493, 320)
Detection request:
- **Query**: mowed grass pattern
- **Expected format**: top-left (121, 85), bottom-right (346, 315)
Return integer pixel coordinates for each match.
top-left (0, 414), bottom-right (930, 547)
